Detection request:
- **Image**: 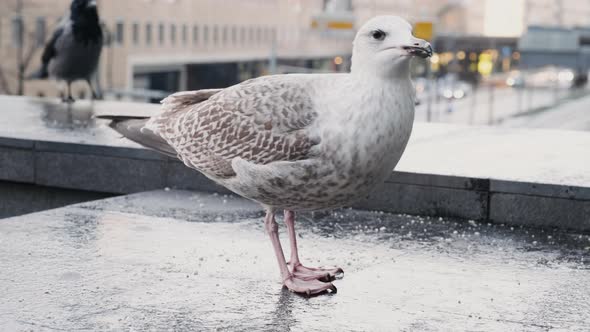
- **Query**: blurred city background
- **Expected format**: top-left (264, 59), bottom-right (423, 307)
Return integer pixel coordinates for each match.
top-left (0, 0), bottom-right (589, 130)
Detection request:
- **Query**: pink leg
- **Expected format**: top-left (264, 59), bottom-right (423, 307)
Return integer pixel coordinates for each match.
top-left (284, 210), bottom-right (344, 282)
top-left (264, 210), bottom-right (336, 295)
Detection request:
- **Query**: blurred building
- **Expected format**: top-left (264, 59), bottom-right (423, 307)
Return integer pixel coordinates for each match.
top-left (519, 26), bottom-right (590, 74)
top-left (0, 0), bottom-right (514, 100)
top-left (524, 0), bottom-right (590, 28)
top-left (2, 0), bottom-right (588, 100)
top-left (0, 0), bottom-right (354, 101)
top-left (517, 1), bottom-right (590, 75)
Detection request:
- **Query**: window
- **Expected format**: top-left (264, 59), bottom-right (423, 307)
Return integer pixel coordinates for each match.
top-left (323, 0), bottom-right (352, 11)
top-left (240, 27), bottom-right (246, 45)
top-left (203, 25), bottom-right (209, 45)
top-left (132, 23), bottom-right (139, 45)
top-left (182, 24), bottom-right (187, 45)
top-left (145, 23), bottom-right (152, 45)
top-left (222, 26), bottom-right (228, 45)
top-left (115, 21), bottom-right (124, 45)
top-left (11, 16), bottom-right (23, 47)
top-left (248, 26), bottom-right (254, 43)
top-left (170, 24), bottom-right (176, 45)
top-left (231, 26), bottom-right (237, 45)
top-left (256, 26), bottom-right (262, 44)
top-left (193, 25), bottom-right (199, 45)
top-left (158, 23), bottom-right (165, 44)
top-left (213, 25), bottom-right (218, 45)
top-left (35, 17), bottom-right (46, 47)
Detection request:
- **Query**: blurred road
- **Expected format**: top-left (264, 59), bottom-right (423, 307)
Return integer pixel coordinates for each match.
top-left (415, 86), bottom-right (575, 125)
top-left (502, 93), bottom-right (590, 131)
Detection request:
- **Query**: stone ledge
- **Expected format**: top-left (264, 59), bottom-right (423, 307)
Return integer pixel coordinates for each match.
top-left (0, 147), bottom-right (35, 183)
top-left (356, 182), bottom-right (488, 221)
top-left (386, 171), bottom-right (490, 191)
top-left (491, 179), bottom-right (590, 201)
top-left (490, 193), bottom-right (590, 229)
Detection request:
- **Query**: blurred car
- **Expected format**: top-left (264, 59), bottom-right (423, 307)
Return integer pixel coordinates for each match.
top-left (506, 66), bottom-right (576, 89)
top-left (506, 70), bottom-right (525, 88)
top-left (437, 75), bottom-right (473, 100)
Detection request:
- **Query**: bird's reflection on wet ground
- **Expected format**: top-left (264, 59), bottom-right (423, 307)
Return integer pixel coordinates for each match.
top-left (35, 99), bottom-right (96, 130)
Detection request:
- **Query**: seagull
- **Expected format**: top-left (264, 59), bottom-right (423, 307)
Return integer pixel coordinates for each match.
top-left (99, 16), bottom-right (432, 295)
top-left (29, 0), bottom-right (103, 102)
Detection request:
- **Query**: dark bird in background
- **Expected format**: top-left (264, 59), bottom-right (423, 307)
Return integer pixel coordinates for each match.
top-left (29, 0), bottom-right (103, 102)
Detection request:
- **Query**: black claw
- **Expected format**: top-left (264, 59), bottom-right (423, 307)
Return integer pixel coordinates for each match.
top-left (329, 285), bottom-right (338, 294)
top-left (319, 273), bottom-right (335, 283)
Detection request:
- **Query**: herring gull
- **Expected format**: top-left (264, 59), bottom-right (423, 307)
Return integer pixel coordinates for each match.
top-left (99, 15), bottom-right (432, 295)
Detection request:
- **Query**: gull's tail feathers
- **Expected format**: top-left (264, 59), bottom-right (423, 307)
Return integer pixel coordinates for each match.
top-left (97, 115), bottom-right (178, 159)
top-left (98, 88), bottom-right (222, 159)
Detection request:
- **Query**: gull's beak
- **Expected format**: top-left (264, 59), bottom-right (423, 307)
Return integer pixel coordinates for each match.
top-left (403, 39), bottom-right (433, 59)
top-left (87, 0), bottom-right (97, 8)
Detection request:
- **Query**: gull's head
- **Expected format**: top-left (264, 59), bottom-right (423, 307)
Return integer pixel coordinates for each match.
top-left (351, 16), bottom-right (432, 78)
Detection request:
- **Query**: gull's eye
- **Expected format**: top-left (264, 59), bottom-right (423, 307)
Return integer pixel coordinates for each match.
top-left (371, 29), bottom-right (386, 41)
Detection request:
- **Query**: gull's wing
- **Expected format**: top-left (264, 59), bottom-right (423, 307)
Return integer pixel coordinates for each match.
top-left (145, 76), bottom-right (320, 178)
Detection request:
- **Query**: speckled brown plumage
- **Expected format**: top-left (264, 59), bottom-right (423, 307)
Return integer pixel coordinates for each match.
top-left (146, 76), bottom-right (320, 179)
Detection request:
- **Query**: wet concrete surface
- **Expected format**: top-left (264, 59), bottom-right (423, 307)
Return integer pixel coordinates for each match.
top-left (1, 190), bottom-right (590, 331)
top-left (0, 95), bottom-right (158, 148)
